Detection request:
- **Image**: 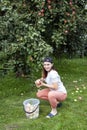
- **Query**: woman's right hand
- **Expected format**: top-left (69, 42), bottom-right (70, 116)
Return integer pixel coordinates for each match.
top-left (35, 79), bottom-right (41, 88)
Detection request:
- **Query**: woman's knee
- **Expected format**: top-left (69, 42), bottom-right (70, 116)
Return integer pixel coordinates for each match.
top-left (36, 91), bottom-right (43, 98)
top-left (48, 91), bottom-right (54, 99)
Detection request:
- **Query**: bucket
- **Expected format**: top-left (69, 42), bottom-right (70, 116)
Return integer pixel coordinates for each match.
top-left (23, 98), bottom-right (40, 119)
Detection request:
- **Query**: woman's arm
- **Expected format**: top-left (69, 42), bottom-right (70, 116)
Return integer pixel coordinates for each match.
top-left (40, 81), bottom-right (58, 90)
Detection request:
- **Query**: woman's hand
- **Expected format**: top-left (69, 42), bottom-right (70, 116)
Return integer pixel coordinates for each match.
top-left (35, 79), bottom-right (42, 88)
top-left (39, 80), bottom-right (45, 86)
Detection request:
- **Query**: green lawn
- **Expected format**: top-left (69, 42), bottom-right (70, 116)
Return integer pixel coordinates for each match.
top-left (0, 58), bottom-right (87, 130)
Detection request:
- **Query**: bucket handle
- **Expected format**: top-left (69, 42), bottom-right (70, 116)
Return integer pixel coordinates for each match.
top-left (23, 105), bottom-right (39, 114)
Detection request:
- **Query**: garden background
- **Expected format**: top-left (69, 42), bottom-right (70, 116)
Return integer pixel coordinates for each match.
top-left (0, 0), bottom-right (87, 130)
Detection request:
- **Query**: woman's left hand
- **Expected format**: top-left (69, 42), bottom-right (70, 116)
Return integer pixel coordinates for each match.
top-left (39, 80), bottom-right (45, 86)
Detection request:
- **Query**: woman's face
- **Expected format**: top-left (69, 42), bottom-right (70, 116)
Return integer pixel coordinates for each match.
top-left (43, 62), bottom-right (53, 72)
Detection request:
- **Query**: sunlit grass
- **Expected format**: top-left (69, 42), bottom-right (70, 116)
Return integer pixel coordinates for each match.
top-left (0, 58), bottom-right (87, 130)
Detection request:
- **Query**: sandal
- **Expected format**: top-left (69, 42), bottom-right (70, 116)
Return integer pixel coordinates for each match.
top-left (46, 113), bottom-right (55, 118)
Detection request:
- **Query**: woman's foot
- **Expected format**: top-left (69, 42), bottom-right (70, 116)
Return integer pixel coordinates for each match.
top-left (46, 108), bottom-right (57, 118)
top-left (46, 113), bottom-right (56, 118)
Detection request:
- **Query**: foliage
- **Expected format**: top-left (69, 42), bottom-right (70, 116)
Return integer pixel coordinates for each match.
top-left (0, 0), bottom-right (53, 76)
top-left (0, 0), bottom-right (87, 76)
top-left (0, 58), bottom-right (87, 130)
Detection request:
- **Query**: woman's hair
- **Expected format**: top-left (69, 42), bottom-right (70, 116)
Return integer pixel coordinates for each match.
top-left (42, 67), bottom-right (47, 78)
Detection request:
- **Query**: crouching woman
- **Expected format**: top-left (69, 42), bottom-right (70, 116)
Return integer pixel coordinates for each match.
top-left (35, 57), bottom-right (67, 118)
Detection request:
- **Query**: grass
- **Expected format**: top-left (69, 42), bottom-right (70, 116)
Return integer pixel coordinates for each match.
top-left (0, 58), bottom-right (87, 130)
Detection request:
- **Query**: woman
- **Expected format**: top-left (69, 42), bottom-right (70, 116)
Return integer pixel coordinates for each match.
top-left (35, 57), bottom-right (67, 118)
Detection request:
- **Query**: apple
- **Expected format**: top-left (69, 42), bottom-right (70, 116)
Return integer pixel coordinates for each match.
top-left (41, 13), bottom-right (44, 17)
top-left (74, 99), bottom-right (77, 102)
top-left (66, 12), bottom-right (70, 16)
top-left (48, 5), bottom-right (52, 10)
top-left (64, 20), bottom-right (67, 24)
top-left (38, 12), bottom-right (42, 16)
top-left (47, 0), bottom-right (51, 4)
top-left (78, 96), bottom-right (82, 100)
top-left (72, 11), bottom-right (76, 15)
top-left (41, 9), bottom-right (45, 13)
top-left (64, 30), bottom-right (68, 34)
top-left (69, 1), bottom-right (72, 6)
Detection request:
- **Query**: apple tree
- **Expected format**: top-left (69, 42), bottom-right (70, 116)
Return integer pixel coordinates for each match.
top-left (0, 0), bottom-right (86, 76)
